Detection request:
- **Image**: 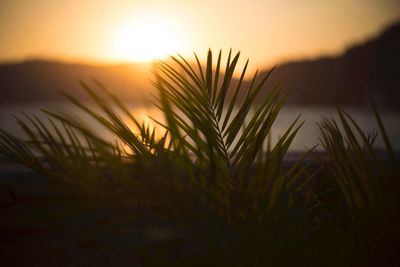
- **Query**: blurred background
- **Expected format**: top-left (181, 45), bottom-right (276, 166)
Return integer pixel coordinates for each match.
top-left (1, 0), bottom-right (399, 150)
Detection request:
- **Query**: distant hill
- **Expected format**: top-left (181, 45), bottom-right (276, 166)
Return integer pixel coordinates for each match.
top-left (1, 20), bottom-right (399, 108)
top-left (0, 61), bottom-right (152, 104)
top-left (259, 20), bottom-right (400, 107)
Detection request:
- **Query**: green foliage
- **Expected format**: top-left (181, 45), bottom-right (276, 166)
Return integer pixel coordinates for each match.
top-left (317, 104), bottom-right (400, 266)
top-left (0, 50), bottom-right (399, 266)
top-left (151, 50), bottom-right (313, 266)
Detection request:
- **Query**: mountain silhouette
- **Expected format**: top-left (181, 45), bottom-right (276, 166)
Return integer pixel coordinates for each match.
top-left (0, 20), bottom-right (399, 108)
top-left (0, 61), bottom-right (152, 103)
top-left (258, 20), bottom-right (400, 107)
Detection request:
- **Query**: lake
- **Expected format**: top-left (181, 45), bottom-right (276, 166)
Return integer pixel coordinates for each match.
top-left (1, 103), bottom-right (399, 151)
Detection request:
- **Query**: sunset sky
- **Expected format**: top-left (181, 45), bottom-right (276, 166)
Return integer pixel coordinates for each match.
top-left (1, 0), bottom-right (400, 69)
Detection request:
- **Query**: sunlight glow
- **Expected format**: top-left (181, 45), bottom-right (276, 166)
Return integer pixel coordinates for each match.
top-left (112, 15), bottom-right (185, 62)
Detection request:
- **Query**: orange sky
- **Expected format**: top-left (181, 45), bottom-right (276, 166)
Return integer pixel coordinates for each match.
top-left (1, 0), bottom-right (399, 69)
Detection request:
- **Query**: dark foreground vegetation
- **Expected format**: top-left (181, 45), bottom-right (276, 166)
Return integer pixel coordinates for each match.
top-left (1, 50), bottom-right (399, 266)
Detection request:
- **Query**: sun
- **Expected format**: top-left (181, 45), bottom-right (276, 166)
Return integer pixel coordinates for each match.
top-left (112, 15), bottom-right (185, 62)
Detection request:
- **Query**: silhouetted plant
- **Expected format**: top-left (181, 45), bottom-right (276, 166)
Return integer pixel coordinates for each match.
top-left (0, 50), bottom-right (399, 267)
top-left (316, 100), bottom-right (400, 266)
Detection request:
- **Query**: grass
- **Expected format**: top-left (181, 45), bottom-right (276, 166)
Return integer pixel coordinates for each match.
top-left (1, 50), bottom-right (399, 266)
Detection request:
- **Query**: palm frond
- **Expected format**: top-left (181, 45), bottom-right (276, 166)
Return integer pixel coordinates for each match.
top-left (152, 50), bottom-right (313, 264)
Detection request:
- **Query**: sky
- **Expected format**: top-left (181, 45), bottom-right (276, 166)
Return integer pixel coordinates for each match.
top-left (1, 0), bottom-right (400, 69)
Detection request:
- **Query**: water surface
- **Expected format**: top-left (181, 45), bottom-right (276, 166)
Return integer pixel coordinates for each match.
top-left (1, 103), bottom-right (399, 151)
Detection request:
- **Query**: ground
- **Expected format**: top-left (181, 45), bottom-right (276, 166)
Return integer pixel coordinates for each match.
top-left (0, 163), bottom-right (189, 266)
